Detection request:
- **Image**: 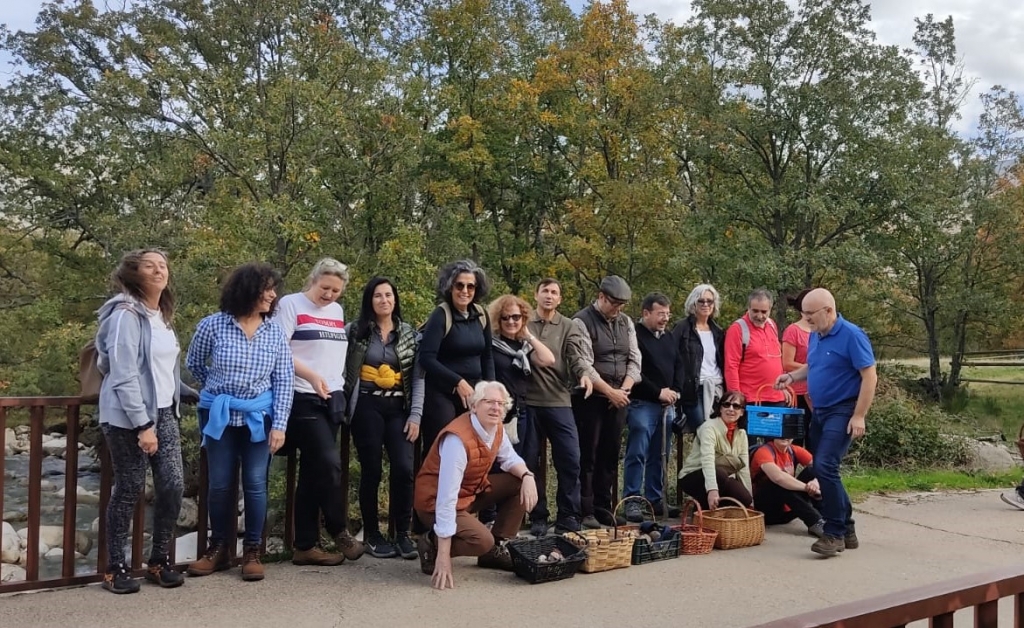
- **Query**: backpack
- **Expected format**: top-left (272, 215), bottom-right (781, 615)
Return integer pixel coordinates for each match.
top-left (734, 317), bottom-right (778, 361)
top-left (753, 442), bottom-right (796, 483)
top-left (77, 340), bottom-right (102, 403)
top-left (433, 301), bottom-right (488, 337)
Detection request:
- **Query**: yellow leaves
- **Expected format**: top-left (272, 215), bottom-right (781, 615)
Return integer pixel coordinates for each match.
top-left (304, 231), bottom-right (321, 244)
top-left (424, 180), bottom-right (464, 205)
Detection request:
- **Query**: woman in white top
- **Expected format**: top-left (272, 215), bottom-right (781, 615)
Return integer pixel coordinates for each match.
top-left (274, 258), bottom-right (364, 565)
top-left (672, 284), bottom-right (725, 432)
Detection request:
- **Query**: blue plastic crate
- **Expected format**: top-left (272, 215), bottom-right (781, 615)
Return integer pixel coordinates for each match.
top-left (745, 405), bottom-right (805, 438)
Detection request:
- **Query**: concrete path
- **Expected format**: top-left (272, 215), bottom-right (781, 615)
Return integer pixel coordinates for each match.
top-left (3, 490), bottom-right (1024, 628)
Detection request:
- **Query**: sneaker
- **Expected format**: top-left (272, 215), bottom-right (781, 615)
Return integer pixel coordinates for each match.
top-left (102, 562), bottom-right (140, 594)
top-left (394, 532), bottom-right (418, 560)
top-left (417, 532), bottom-right (436, 575)
top-left (624, 500), bottom-right (643, 523)
top-left (365, 531), bottom-right (399, 559)
top-left (145, 558), bottom-right (184, 588)
top-left (581, 515), bottom-right (603, 530)
top-left (811, 535), bottom-right (845, 557)
top-left (477, 540), bottom-right (514, 571)
top-left (333, 530), bottom-right (365, 561)
top-left (554, 517), bottom-right (581, 534)
top-left (844, 523), bottom-right (859, 550)
top-left (292, 546), bottom-right (345, 566)
top-left (808, 519), bottom-right (825, 539)
top-left (187, 543), bottom-right (230, 577)
top-left (594, 510), bottom-right (626, 527)
top-left (530, 519), bottom-right (549, 537)
top-left (241, 545), bottom-right (264, 581)
top-left (1001, 491), bottom-right (1024, 511)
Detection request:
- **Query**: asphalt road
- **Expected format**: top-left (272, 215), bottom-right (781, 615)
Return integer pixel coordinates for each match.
top-left (3, 490), bottom-right (1023, 628)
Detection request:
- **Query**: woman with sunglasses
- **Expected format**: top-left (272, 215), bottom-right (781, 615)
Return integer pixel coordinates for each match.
top-left (487, 295), bottom-right (555, 458)
top-left (672, 284), bottom-right (725, 433)
top-left (678, 390), bottom-right (753, 510)
top-left (418, 260), bottom-right (495, 450)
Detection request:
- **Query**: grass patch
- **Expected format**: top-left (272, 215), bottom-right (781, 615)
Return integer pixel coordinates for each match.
top-left (845, 468), bottom-right (1020, 501)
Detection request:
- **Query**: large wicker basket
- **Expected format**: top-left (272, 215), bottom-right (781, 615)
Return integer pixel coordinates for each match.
top-left (702, 497), bottom-right (765, 550)
top-left (563, 527), bottom-right (636, 573)
top-left (677, 499), bottom-right (717, 555)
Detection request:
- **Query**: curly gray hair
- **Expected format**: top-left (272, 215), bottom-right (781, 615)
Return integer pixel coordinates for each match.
top-left (436, 259), bottom-right (490, 304)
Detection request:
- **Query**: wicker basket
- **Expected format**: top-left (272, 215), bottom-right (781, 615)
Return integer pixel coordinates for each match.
top-left (702, 497), bottom-right (765, 550)
top-left (507, 536), bottom-right (587, 584)
top-left (677, 499), bottom-right (717, 555)
top-left (564, 528), bottom-right (636, 573)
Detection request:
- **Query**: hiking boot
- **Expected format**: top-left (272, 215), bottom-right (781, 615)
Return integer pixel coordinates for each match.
top-left (651, 501), bottom-right (681, 518)
top-left (417, 532), bottom-right (436, 575)
top-left (145, 558), bottom-right (184, 588)
top-left (292, 546), bottom-right (345, 566)
top-left (187, 543), bottom-right (230, 577)
top-left (365, 531), bottom-right (398, 559)
top-left (530, 519), bottom-right (549, 537)
top-left (808, 520), bottom-right (825, 539)
top-left (241, 545), bottom-right (264, 581)
top-left (102, 562), bottom-right (140, 594)
top-left (395, 532), bottom-right (418, 560)
top-left (477, 540), bottom-right (514, 571)
top-left (844, 523), bottom-right (859, 550)
top-left (1001, 491), bottom-right (1024, 511)
top-left (333, 530), bottom-right (365, 561)
top-left (554, 517), bottom-right (581, 534)
top-left (581, 515), bottom-right (603, 530)
top-left (594, 510), bottom-right (626, 527)
top-left (811, 535), bottom-right (845, 557)
top-left (624, 500), bottom-right (644, 523)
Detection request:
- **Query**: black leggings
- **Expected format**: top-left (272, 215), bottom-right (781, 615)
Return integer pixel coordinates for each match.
top-left (754, 467), bottom-right (822, 527)
top-left (678, 468), bottom-right (752, 510)
top-left (351, 395), bottom-right (414, 535)
top-left (420, 388), bottom-right (463, 452)
top-left (102, 408), bottom-right (183, 568)
top-left (285, 406), bottom-right (347, 551)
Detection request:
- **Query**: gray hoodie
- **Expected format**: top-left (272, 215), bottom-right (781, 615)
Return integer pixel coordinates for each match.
top-left (95, 294), bottom-right (188, 429)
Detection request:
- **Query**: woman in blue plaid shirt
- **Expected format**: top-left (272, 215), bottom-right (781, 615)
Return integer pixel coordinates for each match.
top-left (185, 262), bottom-right (294, 582)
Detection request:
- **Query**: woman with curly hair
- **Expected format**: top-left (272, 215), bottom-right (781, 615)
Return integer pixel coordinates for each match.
top-left (185, 262), bottom-right (294, 582)
top-left (95, 248), bottom-right (195, 594)
top-left (345, 277), bottom-right (424, 559)
top-left (418, 260), bottom-right (494, 450)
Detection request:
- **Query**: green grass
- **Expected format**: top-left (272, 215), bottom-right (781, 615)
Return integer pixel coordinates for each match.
top-left (845, 467), bottom-right (1021, 501)
top-left (957, 365), bottom-right (1024, 438)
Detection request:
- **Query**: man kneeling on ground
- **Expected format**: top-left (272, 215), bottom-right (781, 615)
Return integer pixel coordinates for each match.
top-left (414, 381), bottom-right (538, 590)
top-left (750, 437), bottom-right (824, 538)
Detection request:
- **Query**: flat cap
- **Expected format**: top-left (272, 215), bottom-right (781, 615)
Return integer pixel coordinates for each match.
top-left (599, 275), bottom-right (631, 301)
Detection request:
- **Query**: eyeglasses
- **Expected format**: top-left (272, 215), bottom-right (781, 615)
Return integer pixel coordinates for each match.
top-left (478, 398), bottom-right (505, 407)
top-left (720, 402), bottom-right (744, 410)
top-left (605, 296), bottom-right (628, 307)
top-left (454, 281), bottom-right (476, 292)
top-left (801, 306), bottom-right (827, 317)
top-left (696, 299), bottom-right (714, 306)
top-left (500, 314), bottom-right (523, 322)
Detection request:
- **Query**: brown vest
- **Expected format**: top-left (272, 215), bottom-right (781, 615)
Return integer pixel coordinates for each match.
top-left (414, 412), bottom-right (504, 513)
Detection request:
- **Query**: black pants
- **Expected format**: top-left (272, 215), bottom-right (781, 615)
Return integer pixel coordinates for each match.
top-left (753, 467), bottom-right (822, 527)
top-left (528, 405), bottom-right (582, 525)
top-left (351, 395), bottom-right (414, 536)
top-left (286, 401), bottom-right (347, 551)
top-left (679, 468), bottom-right (753, 510)
top-left (421, 387), bottom-right (464, 452)
top-left (794, 395), bottom-right (813, 449)
top-left (572, 394), bottom-right (626, 516)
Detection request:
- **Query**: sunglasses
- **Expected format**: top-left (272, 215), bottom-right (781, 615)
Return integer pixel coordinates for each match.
top-left (697, 299), bottom-right (714, 306)
top-left (720, 402), bottom-right (744, 410)
top-left (500, 314), bottom-right (523, 322)
top-left (454, 281), bottom-right (476, 292)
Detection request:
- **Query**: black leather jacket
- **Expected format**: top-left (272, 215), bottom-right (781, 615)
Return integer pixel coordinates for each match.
top-left (672, 314), bottom-right (725, 404)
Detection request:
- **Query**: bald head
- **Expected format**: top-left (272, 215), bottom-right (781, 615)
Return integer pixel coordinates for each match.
top-left (801, 288), bottom-right (837, 333)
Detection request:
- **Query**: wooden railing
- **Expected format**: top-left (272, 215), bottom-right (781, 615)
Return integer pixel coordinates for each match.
top-left (749, 565), bottom-right (1024, 628)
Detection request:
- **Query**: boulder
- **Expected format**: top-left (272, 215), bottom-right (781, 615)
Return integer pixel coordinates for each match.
top-left (91, 517), bottom-right (100, 534)
top-left (75, 531), bottom-right (93, 556)
top-left (14, 425), bottom-right (29, 437)
top-left (966, 440), bottom-right (1017, 473)
top-left (41, 438), bottom-right (67, 458)
top-left (2, 511), bottom-right (27, 524)
top-left (4, 427), bottom-right (13, 446)
top-left (44, 547), bottom-right (64, 560)
top-left (176, 498), bottom-right (198, 531)
top-left (1, 563), bottom-right (26, 583)
top-left (55, 484), bottom-right (101, 505)
top-left (2, 522), bottom-right (19, 564)
top-left (38, 525), bottom-right (65, 549)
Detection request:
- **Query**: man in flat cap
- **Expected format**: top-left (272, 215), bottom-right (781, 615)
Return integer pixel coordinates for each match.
top-left (571, 275), bottom-right (642, 527)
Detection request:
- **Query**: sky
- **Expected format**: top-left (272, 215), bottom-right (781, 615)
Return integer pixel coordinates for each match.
top-left (1, 0), bottom-right (1021, 132)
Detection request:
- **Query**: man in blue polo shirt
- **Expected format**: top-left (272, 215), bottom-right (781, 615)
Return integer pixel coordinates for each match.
top-left (775, 288), bottom-right (876, 558)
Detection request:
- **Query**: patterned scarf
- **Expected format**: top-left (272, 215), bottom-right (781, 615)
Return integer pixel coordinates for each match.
top-left (492, 336), bottom-right (533, 376)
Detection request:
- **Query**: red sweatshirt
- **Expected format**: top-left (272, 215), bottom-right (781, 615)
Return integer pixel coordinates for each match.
top-left (723, 314), bottom-right (786, 404)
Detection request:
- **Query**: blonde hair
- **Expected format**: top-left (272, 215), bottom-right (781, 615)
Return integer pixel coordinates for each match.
top-left (303, 258), bottom-right (350, 290)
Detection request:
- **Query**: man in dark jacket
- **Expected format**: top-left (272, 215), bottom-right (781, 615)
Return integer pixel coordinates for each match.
top-left (623, 293), bottom-right (678, 522)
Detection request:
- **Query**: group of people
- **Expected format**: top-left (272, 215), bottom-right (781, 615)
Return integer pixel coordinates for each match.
top-left (93, 249), bottom-right (877, 594)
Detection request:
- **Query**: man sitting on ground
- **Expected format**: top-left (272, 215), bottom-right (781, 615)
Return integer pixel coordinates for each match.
top-left (413, 381), bottom-right (538, 590)
top-left (750, 437), bottom-right (825, 538)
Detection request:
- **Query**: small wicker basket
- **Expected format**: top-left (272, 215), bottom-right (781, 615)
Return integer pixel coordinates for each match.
top-left (564, 527), bottom-right (636, 573)
top-left (677, 499), bottom-right (717, 555)
top-left (702, 497), bottom-right (765, 550)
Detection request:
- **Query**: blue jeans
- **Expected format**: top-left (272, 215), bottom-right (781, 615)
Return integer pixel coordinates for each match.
top-left (623, 400), bottom-right (674, 503)
top-left (201, 410), bottom-right (271, 547)
top-left (809, 399), bottom-right (856, 538)
top-left (679, 399), bottom-right (706, 432)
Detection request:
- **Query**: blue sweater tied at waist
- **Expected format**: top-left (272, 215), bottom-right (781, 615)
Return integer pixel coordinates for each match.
top-left (198, 389), bottom-right (274, 445)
